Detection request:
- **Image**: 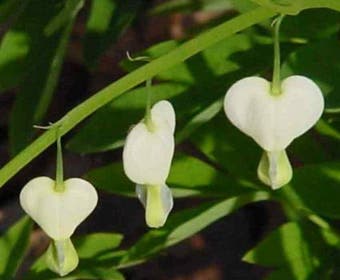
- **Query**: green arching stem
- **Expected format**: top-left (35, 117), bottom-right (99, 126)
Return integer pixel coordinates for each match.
top-left (0, 7), bottom-right (277, 188)
top-left (271, 14), bottom-right (285, 96)
top-left (55, 132), bottom-right (64, 192)
top-left (144, 79), bottom-right (155, 131)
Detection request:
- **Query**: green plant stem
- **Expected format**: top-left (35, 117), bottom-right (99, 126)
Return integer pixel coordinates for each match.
top-left (0, 7), bottom-right (276, 188)
top-left (55, 133), bottom-right (64, 192)
top-left (144, 79), bottom-right (154, 131)
top-left (271, 14), bottom-right (285, 96)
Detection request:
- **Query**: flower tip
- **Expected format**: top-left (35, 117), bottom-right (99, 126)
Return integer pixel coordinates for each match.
top-left (136, 184), bottom-right (173, 228)
top-left (257, 150), bottom-right (292, 190)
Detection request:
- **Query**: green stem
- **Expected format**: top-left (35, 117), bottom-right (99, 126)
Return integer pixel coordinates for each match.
top-left (144, 79), bottom-right (154, 131)
top-left (271, 14), bottom-right (285, 96)
top-left (55, 132), bottom-right (64, 192)
top-left (0, 7), bottom-right (276, 188)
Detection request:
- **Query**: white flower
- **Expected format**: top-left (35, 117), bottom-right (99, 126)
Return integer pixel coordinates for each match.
top-left (123, 100), bottom-right (176, 227)
top-left (224, 75), bottom-right (324, 189)
top-left (20, 176), bottom-right (98, 240)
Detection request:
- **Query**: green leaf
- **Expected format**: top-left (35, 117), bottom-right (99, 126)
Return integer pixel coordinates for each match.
top-left (281, 9), bottom-right (340, 40)
top-left (278, 161), bottom-right (340, 219)
top-left (67, 83), bottom-right (187, 153)
top-left (250, 0), bottom-right (340, 14)
top-left (7, 1), bottom-right (79, 155)
top-left (86, 154), bottom-right (257, 198)
top-left (120, 191), bottom-right (270, 266)
top-left (84, 0), bottom-right (142, 68)
top-left (25, 267), bottom-right (125, 280)
top-left (244, 221), bottom-right (338, 279)
top-left (69, 33), bottom-right (274, 154)
top-left (0, 7), bottom-right (277, 188)
top-left (150, 0), bottom-right (234, 15)
top-left (74, 233), bottom-right (123, 259)
top-left (0, 216), bottom-right (32, 279)
top-left (282, 39), bottom-right (340, 112)
top-left (26, 233), bottom-right (125, 280)
top-left (44, 0), bottom-right (84, 36)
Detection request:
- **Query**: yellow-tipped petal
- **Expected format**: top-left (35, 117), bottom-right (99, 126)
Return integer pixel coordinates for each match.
top-left (257, 150), bottom-right (293, 190)
top-left (45, 238), bottom-right (79, 276)
top-left (136, 184), bottom-right (173, 228)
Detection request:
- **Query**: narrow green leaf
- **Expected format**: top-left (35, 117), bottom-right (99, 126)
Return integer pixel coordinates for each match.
top-left (278, 161), bottom-right (340, 219)
top-left (84, 0), bottom-right (142, 68)
top-left (0, 216), bottom-right (32, 279)
top-left (0, 7), bottom-right (276, 188)
top-left (86, 154), bottom-right (257, 198)
top-left (150, 0), bottom-right (234, 15)
top-left (244, 221), bottom-right (338, 279)
top-left (44, 0), bottom-right (84, 36)
top-left (8, 1), bottom-right (79, 155)
top-left (120, 191), bottom-right (270, 266)
top-left (74, 233), bottom-right (123, 259)
top-left (69, 33), bottom-right (274, 154)
top-left (250, 0), bottom-right (340, 14)
top-left (67, 83), bottom-right (187, 153)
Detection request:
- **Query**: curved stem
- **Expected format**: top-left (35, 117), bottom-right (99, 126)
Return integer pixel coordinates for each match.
top-left (0, 7), bottom-right (276, 188)
top-left (271, 14), bottom-right (285, 96)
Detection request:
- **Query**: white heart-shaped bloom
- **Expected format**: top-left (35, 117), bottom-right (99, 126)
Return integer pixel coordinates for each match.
top-left (224, 75), bottom-right (324, 151)
top-left (123, 100), bottom-right (175, 185)
top-left (20, 177), bottom-right (98, 240)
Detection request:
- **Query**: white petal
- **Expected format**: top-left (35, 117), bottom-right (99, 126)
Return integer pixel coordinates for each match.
top-left (123, 122), bottom-right (174, 185)
top-left (136, 184), bottom-right (173, 228)
top-left (224, 75), bottom-right (324, 151)
top-left (20, 177), bottom-right (98, 240)
top-left (151, 100), bottom-right (176, 134)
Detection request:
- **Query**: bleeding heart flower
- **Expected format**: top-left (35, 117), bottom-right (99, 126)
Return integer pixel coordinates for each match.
top-left (123, 100), bottom-right (176, 227)
top-left (224, 75), bottom-right (324, 189)
top-left (20, 176), bottom-right (98, 240)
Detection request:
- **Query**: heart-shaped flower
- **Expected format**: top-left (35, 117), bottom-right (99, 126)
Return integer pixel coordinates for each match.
top-left (123, 100), bottom-right (176, 227)
top-left (224, 75), bottom-right (324, 151)
top-left (123, 100), bottom-right (175, 185)
top-left (20, 176), bottom-right (98, 240)
top-left (224, 75), bottom-right (324, 189)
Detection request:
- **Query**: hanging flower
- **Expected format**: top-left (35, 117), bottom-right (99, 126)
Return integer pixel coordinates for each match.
top-left (20, 132), bottom-right (98, 276)
top-left (123, 100), bottom-right (175, 228)
top-left (224, 75), bottom-right (324, 189)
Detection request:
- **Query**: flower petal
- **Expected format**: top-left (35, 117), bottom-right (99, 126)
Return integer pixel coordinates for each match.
top-left (20, 177), bottom-right (98, 240)
top-left (123, 122), bottom-right (174, 185)
top-left (136, 184), bottom-right (173, 228)
top-left (46, 238), bottom-right (79, 276)
top-left (151, 100), bottom-right (176, 134)
top-left (224, 75), bottom-right (324, 151)
top-left (257, 150), bottom-right (292, 189)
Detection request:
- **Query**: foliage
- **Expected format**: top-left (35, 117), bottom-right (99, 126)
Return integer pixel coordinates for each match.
top-left (0, 0), bottom-right (339, 279)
